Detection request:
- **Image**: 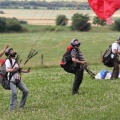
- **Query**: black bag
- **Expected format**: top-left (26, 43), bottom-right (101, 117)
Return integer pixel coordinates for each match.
top-left (60, 46), bottom-right (77, 73)
top-left (0, 58), bottom-right (15, 90)
top-left (102, 45), bottom-right (114, 67)
top-left (0, 72), bottom-right (10, 90)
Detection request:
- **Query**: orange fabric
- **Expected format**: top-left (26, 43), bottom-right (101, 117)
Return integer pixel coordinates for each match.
top-left (0, 59), bottom-right (5, 66)
top-left (88, 0), bottom-right (120, 20)
top-left (67, 46), bottom-right (73, 51)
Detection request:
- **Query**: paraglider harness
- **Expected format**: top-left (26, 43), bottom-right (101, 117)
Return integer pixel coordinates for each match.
top-left (102, 45), bottom-right (119, 67)
top-left (0, 58), bottom-right (17, 90)
top-left (60, 46), bottom-right (95, 79)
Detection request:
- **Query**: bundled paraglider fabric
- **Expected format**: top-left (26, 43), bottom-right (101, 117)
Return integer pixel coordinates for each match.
top-left (95, 70), bottom-right (120, 80)
top-left (88, 0), bottom-right (120, 21)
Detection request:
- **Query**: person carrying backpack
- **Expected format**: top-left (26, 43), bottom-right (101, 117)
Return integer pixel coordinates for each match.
top-left (4, 47), bottom-right (29, 111)
top-left (70, 39), bottom-right (86, 95)
top-left (110, 36), bottom-right (120, 80)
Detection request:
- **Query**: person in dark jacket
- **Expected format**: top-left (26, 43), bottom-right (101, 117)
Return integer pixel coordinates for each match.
top-left (71, 38), bottom-right (86, 95)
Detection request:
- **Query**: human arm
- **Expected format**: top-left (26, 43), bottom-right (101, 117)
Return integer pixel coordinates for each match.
top-left (113, 49), bottom-right (120, 54)
top-left (6, 67), bottom-right (18, 72)
top-left (0, 44), bottom-right (9, 57)
top-left (71, 48), bottom-right (86, 65)
top-left (72, 57), bottom-right (86, 65)
top-left (112, 43), bottom-right (120, 55)
top-left (21, 67), bottom-right (30, 73)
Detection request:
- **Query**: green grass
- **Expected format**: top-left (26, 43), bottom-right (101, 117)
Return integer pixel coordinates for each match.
top-left (0, 67), bottom-right (120, 120)
top-left (0, 25), bottom-right (120, 119)
top-left (0, 25), bottom-right (119, 68)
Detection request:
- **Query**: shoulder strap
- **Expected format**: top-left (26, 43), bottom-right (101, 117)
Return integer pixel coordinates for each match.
top-left (63, 48), bottom-right (73, 57)
top-left (6, 58), bottom-right (17, 81)
top-left (7, 57), bottom-right (17, 68)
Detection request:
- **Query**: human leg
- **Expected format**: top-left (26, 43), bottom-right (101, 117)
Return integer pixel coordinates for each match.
top-left (17, 81), bottom-right (28, 108)
top-left (9, 82), bottom-right (17, 111)
top-left (111, 59), bottom-right (119, 79)
top-left (72, 68), bottom-right (84, 95)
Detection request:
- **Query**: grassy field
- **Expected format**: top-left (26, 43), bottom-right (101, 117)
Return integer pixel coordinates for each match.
top-left (0, 25), bottom-right (120, 120)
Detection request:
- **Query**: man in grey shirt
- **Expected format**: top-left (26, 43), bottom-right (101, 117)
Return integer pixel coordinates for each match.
top-left (71, 39), bottom-right (86, 95)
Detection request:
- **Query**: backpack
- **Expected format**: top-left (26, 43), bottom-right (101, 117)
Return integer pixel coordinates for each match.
top-left (102, 45), bottom-right (114, 67)
top-left (60, 46), bottom-right (77, 73)
top-left (0, 58), bottom-right (14, 90)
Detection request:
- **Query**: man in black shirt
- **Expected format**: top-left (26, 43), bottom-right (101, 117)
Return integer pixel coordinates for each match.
top-left (71, 39), bottom-right (86, 95)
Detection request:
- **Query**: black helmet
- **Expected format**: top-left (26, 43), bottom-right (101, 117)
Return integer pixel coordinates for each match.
top-left (5, 48), bottom-right (13, 57)
top-left (71, 38), bottom-right (81, 47)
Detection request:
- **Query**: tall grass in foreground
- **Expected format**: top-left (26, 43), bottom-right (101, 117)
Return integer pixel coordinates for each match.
top-left (0, 67), bottom-right (120, 120)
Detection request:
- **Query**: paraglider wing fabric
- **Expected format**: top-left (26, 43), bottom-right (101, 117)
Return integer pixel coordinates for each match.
top-left (88, 0), bottom-right (120, 20)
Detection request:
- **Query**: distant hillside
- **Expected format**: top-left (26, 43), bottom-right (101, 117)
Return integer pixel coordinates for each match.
top-left (0, 1), bottom-right (90, 10)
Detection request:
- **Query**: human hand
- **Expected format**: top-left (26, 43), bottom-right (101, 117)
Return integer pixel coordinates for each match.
top-left (81, 61), bottom-right (86, 65)
top-left (22, 67), bottom-right (30, 73)
top-left (5, 44), bottom-right (9, 49)
top-left (13, 67), bottom-right (18, 72)
top-left (27, 67), bottom-right (30, 72)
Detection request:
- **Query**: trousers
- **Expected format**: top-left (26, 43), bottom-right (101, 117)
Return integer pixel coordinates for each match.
top-left (72, 67), bottom-right (84, 94)
top-left (111, 57), bottom-right (119, 80)
top-left (9, 80), bottom-right (28, 110)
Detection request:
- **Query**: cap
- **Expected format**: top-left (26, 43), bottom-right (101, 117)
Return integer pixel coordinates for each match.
top-left (5, 47), bottom-right (13, 56)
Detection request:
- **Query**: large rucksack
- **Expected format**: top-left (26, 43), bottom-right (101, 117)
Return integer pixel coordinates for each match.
top-left (60, 46), bottom-right (77, 73)
top-left (102, 45), bottom-right (114, 67)
top-left (0, 58), bottom-right (14, 90)
top-left (60, 46), bottom-right (96, 78)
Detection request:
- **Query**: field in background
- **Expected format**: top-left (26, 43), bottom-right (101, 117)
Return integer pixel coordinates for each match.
top-left (0, 25), bottom-right (119, 68)
top-left (0, 9), bottom-right (120, 25)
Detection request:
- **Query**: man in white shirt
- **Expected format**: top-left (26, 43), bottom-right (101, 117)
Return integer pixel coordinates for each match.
top-left (111, 36), bottom-right (120, 79)
top-left (5, 47), bottom-right (29, 111)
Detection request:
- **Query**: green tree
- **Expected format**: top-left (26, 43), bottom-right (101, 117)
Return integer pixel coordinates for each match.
top-left (6, 18), bottom-right (22, 32)
top-left (0, 17), bottom-right (7, 32)
top-left (70, 13), bottom-right (91, 31)
top-left (93, 16), bottom-right (106, 26)
top-left (111, 19), bottom-right (120, 31)
top-left (55, 14), bottom-right (68, 26)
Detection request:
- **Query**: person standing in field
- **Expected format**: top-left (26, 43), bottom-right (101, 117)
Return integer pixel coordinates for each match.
top-left (70, 39), bottom-right (86, 95)
top-left (110, 36), bottom-right (120, 80)
top-left (5, 47), bottom-right (29, 111)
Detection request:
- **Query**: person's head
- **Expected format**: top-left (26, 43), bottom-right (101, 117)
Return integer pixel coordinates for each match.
top-left (5, 47), bottom-right (17, 57)
top-left (117, 36), bottom-right (120, 44)
top-left (71, 38), bottom-right (81, 48)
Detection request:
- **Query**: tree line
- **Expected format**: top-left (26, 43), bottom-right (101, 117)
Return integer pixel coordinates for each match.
top-left (0, 13), bottom-right (120, 32)
top-left (0, 1), bottom-right (90, 10)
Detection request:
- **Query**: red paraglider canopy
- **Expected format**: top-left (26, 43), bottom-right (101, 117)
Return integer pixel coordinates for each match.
top-left (88, 0), bottom-right (120, 21)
